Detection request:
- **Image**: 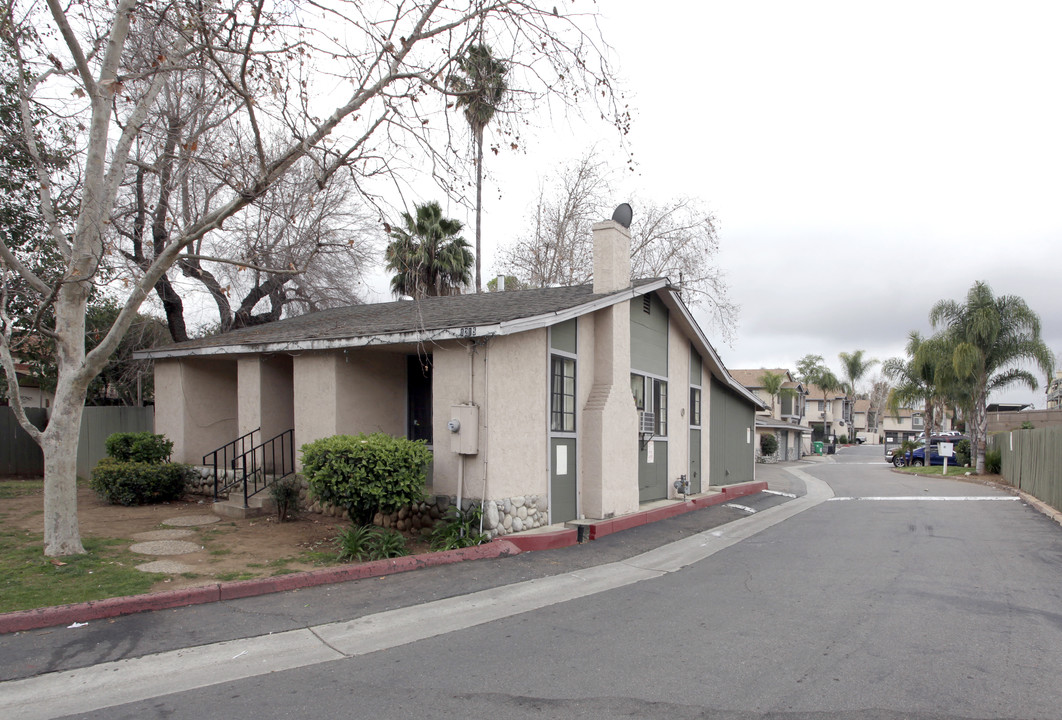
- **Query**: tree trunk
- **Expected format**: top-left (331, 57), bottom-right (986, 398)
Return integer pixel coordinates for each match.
top-left (41, 397), bottom-right (87, 556)
top-left (973, 385), bottom-right (988, 474)
top-left (42, 283), bottom-right (93, 556)
top-left (474, 126), bottom-right (484, 293)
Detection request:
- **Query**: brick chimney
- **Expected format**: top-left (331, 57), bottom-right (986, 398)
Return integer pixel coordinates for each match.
top-left (592, 220), bottom-right (631, 294)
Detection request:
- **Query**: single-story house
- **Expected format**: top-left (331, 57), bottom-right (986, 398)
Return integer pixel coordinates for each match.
top-left (138, 218), bottom-right (765, 537)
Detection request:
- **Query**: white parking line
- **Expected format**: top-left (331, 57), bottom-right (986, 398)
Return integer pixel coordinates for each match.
top-left (827, 496), bottom-right (1020, 502)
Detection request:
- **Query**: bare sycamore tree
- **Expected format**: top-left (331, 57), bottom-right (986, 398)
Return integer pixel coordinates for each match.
top-left (0, 0), bottom-right (626, 556)
top-left (497, 150), bottom-right (737, 336)
top-left (498, 151), bottom-right (608, 287)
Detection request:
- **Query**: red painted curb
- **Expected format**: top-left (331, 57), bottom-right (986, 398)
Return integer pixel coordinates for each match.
top-left (0, 541), bottom-right (521, 635)
top-left (720, 481), bottom-right (768, 498)
top-left (504, 529), bottom-right (578, 552)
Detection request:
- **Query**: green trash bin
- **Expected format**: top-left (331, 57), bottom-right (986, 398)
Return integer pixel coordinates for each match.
top-left (813, 441), bottom-right (824, 455)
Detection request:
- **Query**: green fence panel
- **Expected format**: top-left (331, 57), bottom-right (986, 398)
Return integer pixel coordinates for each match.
top-left (0, 408), bottom-right (47, 476)
top-left (77, 407), bottom-right (155, 478)
top-left (990, 427), bottom-right (1062, 513)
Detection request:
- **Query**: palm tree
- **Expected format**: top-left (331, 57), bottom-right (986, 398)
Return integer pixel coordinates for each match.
top-left (838, 350), bottom-right (878, 438)
top-left (882, 331), bottom-right (948, 439)
top-left (930, 281), bottom-right (1054, 474)
top-left (759, 370), bottom-right (784, 415)
top-left (759, 370), bottom-right (797, 418)
top-left (385, 201), bottom-right (473, 298)
top-left (448, 43), bottom-right (508, 294)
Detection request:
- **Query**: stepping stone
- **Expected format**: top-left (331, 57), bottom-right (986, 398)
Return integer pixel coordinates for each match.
top-left (131, 529), bottom-right (194, 541)
top-left (162, 515), bottom-right (220, 527)
top-left (129, 540), bottom-right (202, 556)
top-left (135, 560), bottom-right (196, 574)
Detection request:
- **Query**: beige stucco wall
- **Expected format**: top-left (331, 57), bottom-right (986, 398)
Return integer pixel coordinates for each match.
top-left (581, 303), bottom-right (639, 519)
top-left (485, 330), bottom-right (549, 500)
top-left (335, 348), bottom-right (406, 437)
top-left (292, 353), bottom-right (339, 456)
top-left (430, 341), bottom-right (486, 501)
top-left (291, 349), bottom-right (406, 464)
top-left (667, 322), bottom-right (690, 499)
top-left (154, 361), bottom-right (184, 459)
top-left (155, 357), bottom-right (238, 465)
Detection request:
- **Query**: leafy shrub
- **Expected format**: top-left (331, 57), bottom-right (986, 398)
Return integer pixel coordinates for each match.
top-left (90, 458), bottom-right (191, 506)
top-left (759, 433), bottom-right (779, 457)
top-left (269, 476), bottom-right (302, 522)
top-left (105, 432), bottom-right (173, 464)
top-left (985, 449), bottom-right (1002, 474)
top-left (1021, 421), bottom-right (1035, 430)
top-left (301, 433), bottom-right (431, 525)
top-left (369, 528), bottom-right (409, 559)
top-left (838, 434), bottom-right (849, 445)
top-left (336, 525), bottom-right (409, 561)
top-left (430, 504), bottom-right (489, 551)
top-left (955, 439), bottom-right (971, 467)
top-left (336, 524), bottom-right (375, 561)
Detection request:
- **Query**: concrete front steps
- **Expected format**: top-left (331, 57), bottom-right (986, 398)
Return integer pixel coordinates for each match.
top-left (212, 492), bottom-right (276, 520)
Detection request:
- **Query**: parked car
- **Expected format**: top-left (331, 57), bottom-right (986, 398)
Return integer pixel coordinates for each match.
top-left (898, 436), bottom-right (968, 467)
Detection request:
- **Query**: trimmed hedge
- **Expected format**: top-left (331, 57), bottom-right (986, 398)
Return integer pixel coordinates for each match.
top-left (301, 433), bottom-right (431, 525)
top-left (105, 432), bottom-right (173, 464)
top-left (90, 458), bottom-right (191, 506)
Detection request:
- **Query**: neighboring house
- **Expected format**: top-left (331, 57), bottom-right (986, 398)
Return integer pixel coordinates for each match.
top-left (730, 368), bottom-right (809, 461)
top-left (880, 407), bottom-right (955, 445)
top-left (804, 383), bottom-right (850, 444)
top-left (1046, 371), bottom-right (1062, 409)
top-left (1, 362), bottom-right (53, 409)
top-left (851, 398), bottom-right (873, 444)
top-left (138, 218), bottom-right (765, 537)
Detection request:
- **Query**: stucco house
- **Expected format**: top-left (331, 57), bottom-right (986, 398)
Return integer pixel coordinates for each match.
top-left (730, 368), bottom-right (809, 461)
top-left (139, 219), bottom-right (764, 537)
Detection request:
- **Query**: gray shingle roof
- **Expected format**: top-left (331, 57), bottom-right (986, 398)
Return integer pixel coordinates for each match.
top-left (140, 279), bottom-right (664, 357)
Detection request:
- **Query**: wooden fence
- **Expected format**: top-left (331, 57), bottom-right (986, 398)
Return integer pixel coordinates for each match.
top-left (0, 408), bottom-right (48, 476)
top-left (0, 406), bottom-right (154, 478)
top-left (989, 426), bottom-right (1062, 513)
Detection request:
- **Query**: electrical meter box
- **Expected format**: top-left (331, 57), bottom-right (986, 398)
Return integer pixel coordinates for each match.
top-left (449, 404), bottom-right (479, 455)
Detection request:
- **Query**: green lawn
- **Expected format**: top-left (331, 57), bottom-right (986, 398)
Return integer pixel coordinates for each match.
top-left (895, 465), bottom-right (981, 478)
top-left (0, 529), bottom-right (164, 613)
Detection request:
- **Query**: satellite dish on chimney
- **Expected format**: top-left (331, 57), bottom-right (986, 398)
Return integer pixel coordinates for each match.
top-left (612, 203), bottom-right (633, 229)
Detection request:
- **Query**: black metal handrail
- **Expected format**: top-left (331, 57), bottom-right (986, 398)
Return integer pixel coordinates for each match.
top-left (203, 428), bottom-right (260, 501)
top-left (230, 429), bottom-right (297, 507)
top-left (239, 429), bottom-right (295, 507)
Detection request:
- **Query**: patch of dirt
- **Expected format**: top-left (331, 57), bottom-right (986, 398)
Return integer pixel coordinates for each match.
top-left (3, 480), bottom-right (431, 593)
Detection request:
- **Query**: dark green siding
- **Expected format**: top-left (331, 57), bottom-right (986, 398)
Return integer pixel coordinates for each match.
top-left (708, 381), bottom-right (755, 486)
top-left (638, 439), bottom-right (669, 502)
top-left (550, 319), bottom-right (577, 354)
top-left (630, 294), bottom-right (668, 375)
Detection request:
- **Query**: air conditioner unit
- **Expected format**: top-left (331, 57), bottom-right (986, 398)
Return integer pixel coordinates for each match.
top-left (639, 411), bottom-right (656, 434)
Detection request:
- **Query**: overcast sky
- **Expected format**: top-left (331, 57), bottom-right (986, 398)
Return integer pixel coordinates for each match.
top-left (441, 0), bottom-right (1059, 408)
top-left (348, 2), bottom-right (1062, 408)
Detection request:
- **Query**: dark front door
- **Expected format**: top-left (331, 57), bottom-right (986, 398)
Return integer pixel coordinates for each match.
top-left (407, 354), bottom-right (432, 443)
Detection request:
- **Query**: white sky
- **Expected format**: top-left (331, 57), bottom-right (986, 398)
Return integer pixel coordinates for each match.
top-left (418, 0), bottom-right (1062, 409)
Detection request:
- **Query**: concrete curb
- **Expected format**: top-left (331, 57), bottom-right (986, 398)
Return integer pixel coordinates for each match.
top-left (0, 541), bottom-right (522, 635)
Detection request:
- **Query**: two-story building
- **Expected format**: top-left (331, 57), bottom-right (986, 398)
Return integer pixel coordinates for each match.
top-left (730, 368), bottom-right (809, 461)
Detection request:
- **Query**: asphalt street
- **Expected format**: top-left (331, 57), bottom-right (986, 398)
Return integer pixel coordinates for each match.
top-left (3, 445), bottom-right (1062, 719)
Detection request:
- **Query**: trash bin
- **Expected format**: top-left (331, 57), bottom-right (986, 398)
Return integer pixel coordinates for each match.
top-left (827, 443), bottom-right (836, 455)
top-left (813, 441), bottom-right (824, 455)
